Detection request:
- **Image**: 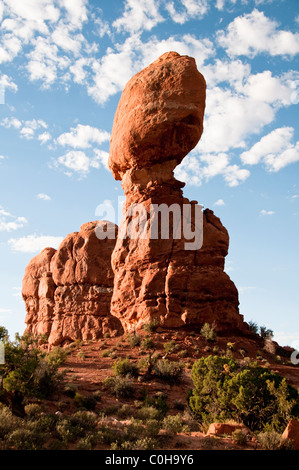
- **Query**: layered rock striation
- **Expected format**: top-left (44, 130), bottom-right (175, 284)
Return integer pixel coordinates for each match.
top-left (23, 221), bottom-right (123, 346)
top-left (108, 51), bottom-right (249, 335)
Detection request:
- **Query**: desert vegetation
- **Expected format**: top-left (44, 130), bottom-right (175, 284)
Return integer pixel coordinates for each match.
top-left (0, 325), bottom-right (298, 450)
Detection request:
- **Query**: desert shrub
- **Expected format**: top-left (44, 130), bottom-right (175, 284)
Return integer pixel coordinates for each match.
top-left (136, 406), bottom-right (160, 422)
top-left (260, 325), bottom-right (274, 340)
top-left (112, 358), bottom-right (139, 377)
top-left (231, 428), bottom-right (248, 445)
top-left (163, 340), bottom-right (179, 354)
top-left (200, 323), bottom-right (216, 342)
top-left (257, 431), bottom-right (294, 450)
top-left (76, 435), bottom-right (97, 450)
top-left (143, 320), bottom-right (159, 332)
top-left (188, 355), bottom-right (299, 432)
top-left (126, 333), bottom-right (142, 348)
top-left (144, 419), bottom-right (161, 438)
top-left (56, 411), bottom-right (98, 444)
top-left (24, 403), bottom-right (43, 419)
top-left (140, 336), bottom-right (155, 350)
top-left (63, 383), bottom-right (78, 398)
top-left (153, 359), bottom-right (184, 383)
top-left (74, 393), bottom-right (97, 410)
top-left (117, 404), bottom-right (135, 419)
top-left (0, 406), bottom-right (21, 439)
top-left (162, 414), bottom-right (186, 436)
top-left (103, 375), bottom-right (134, 398)
top-left (248, 321), bottom-right (259, 334)
top-left (111, 436), bottom-right (159, 450)
top-left (0, 332), bottom-right (66, 410)
top-left (8, 426), bottom-right (47, 450)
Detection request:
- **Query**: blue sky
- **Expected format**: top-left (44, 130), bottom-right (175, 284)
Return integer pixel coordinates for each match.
top-left (0, 0), bottom-right (298, 347)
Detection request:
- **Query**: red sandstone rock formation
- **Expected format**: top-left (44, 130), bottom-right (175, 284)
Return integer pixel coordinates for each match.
top-left (108, 51), bottom-right (249, 335)
top-left (23, 221), bottom-right (123, 346)
top-left (282, 419), bottom-right (299, 450)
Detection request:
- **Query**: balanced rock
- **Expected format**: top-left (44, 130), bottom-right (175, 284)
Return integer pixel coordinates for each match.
top-left (109, 51), bottom-right (206, 180)
top-left (23, 221), bottom-right (123, 346)
top-left (108, 51), bottom-right (249, 335)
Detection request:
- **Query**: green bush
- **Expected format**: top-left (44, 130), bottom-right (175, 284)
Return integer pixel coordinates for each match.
top-left (56, 411), bottom-right (98, 444)
top-left (163, 340), bottom-right (179, 354)
top-left (0, 331), bottom-right (66, 414)
top-left (74, 393), bottom-right (97, 410)
top-left (63, 383), bottom-right (78, 398)
top-left (112, 358), bottom-right (139, 377)
top-left (143, 320), bottom-right (159, 333)
top-left (8, 427), bottom-right (47, 450)
top-left (188, 355), bottom-right (299, 432)
top-left (200, 323), bottom-right (216, 342)
top-left (162, 414), bottom-right (188, 436)
top-left (140, 336), bottom-right (155, 350)
top-left (126, 333), bottom-right (142, 348)
top-left (153, 359), bottom-right (184, 383)
top-left (257, 431), bottom-right (294, 450)
top-left (103, 375), bottom-right (134, 398)
top-left (0, 406), bottom-right (21, 439)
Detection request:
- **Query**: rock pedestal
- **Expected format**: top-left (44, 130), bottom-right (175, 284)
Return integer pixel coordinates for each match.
top-left (108, 51), bottom-right (248, 335)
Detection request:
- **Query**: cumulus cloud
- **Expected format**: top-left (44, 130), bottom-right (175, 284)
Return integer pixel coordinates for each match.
top-left (8, 234), bottom-right (63, 253)
top-left (0, 205), bottom-right (27, 232)
top-left (112, 0), bottom-right (164, 34)
top-left (175, 151), bottom-right (250, 187)
top-left (88, 33), bottom-right (214, 104)
top-left (241, 127), bottom-right (299, 172)
top-left (56, 124), bottom-right (110, 149)
top-left (53, 148), bottom-right (109, 177)
top-left (214, 199), bottom-right (225, 206)
top-left (165, 0), bottom-right (208, 24)
top-left (0, 117), bottom-right (48, 140)
top-left (217, 9), bottom-right (299, 57)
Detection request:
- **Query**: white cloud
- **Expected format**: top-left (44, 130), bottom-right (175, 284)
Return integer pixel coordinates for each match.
top-left (36, 193), bottom-right (51, 201)
top-left (0, 74), bottom-right (18, 93)
top-left (214, 199), bottom-right (225, 206)
top-left (260, 209), bottom-right (275, 216)
top-left (0, 117), bottom-right (48, 141)
top-left (57, 124), bottom-right (110, 149)
top-left (51, 20), bottom-right (85, 55)
top-left (88, 33), bottom-right (214, 104)
top-left (217, 9), bottom-right (299, 57)
top-left (175, 151), bottom-right (250, 187)
top-left (0, 117), bottom-right (22, 129)
top-left (38, 131), bottom-right (51, 144)
top-left (53, 148), bottom-right (110, 177)
top-left (59, 0), bottom-right (88, 28)
top-left (165, 0), bottom-right (208, 24)
top-left (8, 234), bottom-right (63, 253)
top-left (241, 127), bottom-right (299, 172)
top-left (112, 0), bottom-right (164, 34)
top-left (0, 205), bottom-right (28, 232)
top-left (69, 57), bottom-right (90, 84)
top-left (55, 150), bottom-right (90, 176)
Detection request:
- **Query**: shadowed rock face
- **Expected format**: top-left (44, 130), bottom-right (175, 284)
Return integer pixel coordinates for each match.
top-left (108, 51), bottom-right (249, 335)
top-left (23, 221), bottom-right (123, 346)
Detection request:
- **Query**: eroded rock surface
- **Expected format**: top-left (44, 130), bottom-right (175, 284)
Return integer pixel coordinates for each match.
top-left (108, 51), bottom-right (249, 335)
top-left (23, 221), bottom-right (123, 346)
